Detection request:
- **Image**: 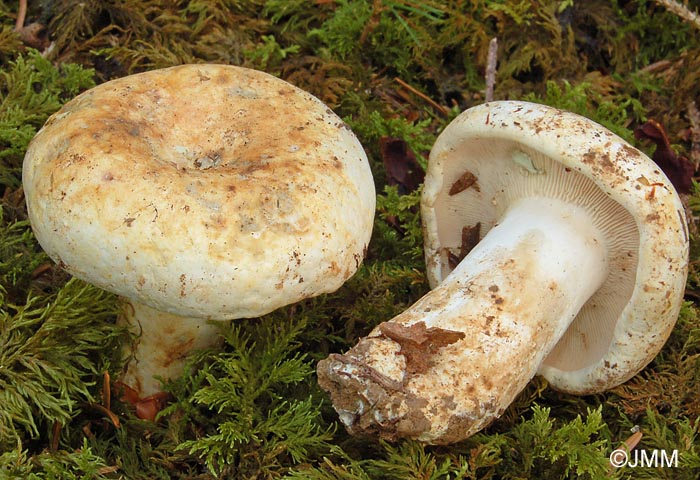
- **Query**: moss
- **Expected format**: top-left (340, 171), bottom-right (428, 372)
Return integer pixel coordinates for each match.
top-left (0, 276), bottom-right (124, 452)
top-left (0, 438), bottom-right (114, 480)
top-left (166, 315), bottom-right (333, 478)
top-left (0, 50), bottom-right (95, 188)
top-left (1, 1), bottom-right (700, 478)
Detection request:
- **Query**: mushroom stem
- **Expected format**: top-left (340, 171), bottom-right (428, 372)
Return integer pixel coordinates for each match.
top-left (120, 301), bottom-right (224, 398)
top-left (318, 196), bottom-right (609, 443)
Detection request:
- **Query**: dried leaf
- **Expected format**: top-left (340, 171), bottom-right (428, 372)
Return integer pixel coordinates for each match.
top-left (379, 321), bottom-right (465, 375)
top-left (448, 223), bottom-right (481, 270)
top-left (116, 381), bottom-right (170, 421)
top-left (379, 136), bottom-right (425, 194)
top-left (634, 119), bottom-right (695, 194)
top-left (17, 23), bottom-right (49, 50)
top-left (135, 393), bottom-right (171, 421)
top-left (449, 170), bottom-right (480, 195)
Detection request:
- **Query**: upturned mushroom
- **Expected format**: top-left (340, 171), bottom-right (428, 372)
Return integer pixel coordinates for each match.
top-left (23, 64), bottom-right (375, 403)
top-left (317, 101), bottom-right (689, 444)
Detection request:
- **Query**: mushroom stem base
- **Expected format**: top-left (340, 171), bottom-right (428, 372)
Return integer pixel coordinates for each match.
top-left (318, 197), bottom-right (609, 443)
top-left (119, 301), bottom-right (225, 398)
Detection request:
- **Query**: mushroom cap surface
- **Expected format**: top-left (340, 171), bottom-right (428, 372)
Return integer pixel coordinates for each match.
top-left (23, 64), bottom-right (375, 320)
top-left (422, 100), bottom-right (688, 394)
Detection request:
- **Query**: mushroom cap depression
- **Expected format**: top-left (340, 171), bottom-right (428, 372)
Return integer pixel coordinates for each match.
top-left (422, 101), bottom-right (688, 394)
top-left (23, 64), bottom-right (375, 320)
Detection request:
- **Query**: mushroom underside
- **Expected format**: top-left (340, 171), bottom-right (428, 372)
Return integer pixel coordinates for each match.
top-left (430, 143), bottom-right (640, 376)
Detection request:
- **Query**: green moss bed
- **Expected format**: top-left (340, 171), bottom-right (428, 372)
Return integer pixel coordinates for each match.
top-left (1, 1), bottom-right (700, 478)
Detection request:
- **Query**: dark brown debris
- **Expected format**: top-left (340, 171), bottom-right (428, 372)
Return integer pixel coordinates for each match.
top-left (379, 136), bottom-right (425, 194)
top-left (448, 223), bottom-right (481, 270)
top-left (449, 170), bottom-right (480, 195)
top-left (379, 321), bottom-right (465, 375)
top-left (634, 119), bottom-right (695, 194)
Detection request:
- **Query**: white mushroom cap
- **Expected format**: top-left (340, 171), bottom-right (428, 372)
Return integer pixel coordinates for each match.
top-left (23, 64), bottom-right (375, 321)
top-left (422, 100), bottom-right (688, 394)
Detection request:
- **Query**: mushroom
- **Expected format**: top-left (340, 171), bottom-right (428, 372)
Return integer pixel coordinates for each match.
top-left (317, 101), bottom-right (689, 444)
top-left (22, 64), bottom-right (375, 402)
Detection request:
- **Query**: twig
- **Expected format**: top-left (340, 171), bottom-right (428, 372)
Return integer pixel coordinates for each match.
top-left (652, 0), bottom-right (700, 31)
top-left (89, 404), bottom-right (121, 428)
top-left (639, 59), bottom-right (672, 74)
top-left (104, 371), bottom-right (112, 411)
top-left (394, 77), bottom-right (448, 116)
top-left (485, 37), bottom-right (498, 102)
top-left (97, 466), bottom-right (120, 475)
top-left (50, 421), bottom-right (61, 452)
top-left (15, 0), bottom-right (27, 30)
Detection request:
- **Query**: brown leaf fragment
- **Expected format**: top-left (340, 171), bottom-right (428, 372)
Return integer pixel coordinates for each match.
top-left (115, 381), bottom-right (171, 421)
top-left (379, 136), bottom-right (425, 194)
top-left (449, 170), bottom-right (480, 195)
top-left (461, 223), bottom-right (481, 257)
top-left (379, 321), bottom-right (465, 375)
top-left (134, 392), bottom-right (171, 422)
top-left (17, 23), bottom-right (49, 50)
top-left (634, 119), bottom-right (695, 194)
top-left (447, 223), bottom-right (481, 270)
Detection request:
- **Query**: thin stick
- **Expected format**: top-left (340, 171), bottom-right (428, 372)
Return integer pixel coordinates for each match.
top-left (652, 0), bottom-right (700, 31)
top-left (104, 371), bottom-right (112, 411)
top-left (639, 59), bottom-right (672, 74)
top-left (97, 466), bottom-right (120, 475)
top-left (485, 37), bottom-right (498, 102)
top-left (90, 404), bottom-right (121, 428)
top-left (15, 0), bottom-right (27, 30)
top-left (50, 421), bottom-right (61, 452)
top-left (394, 77), bottom-right (448, 116)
